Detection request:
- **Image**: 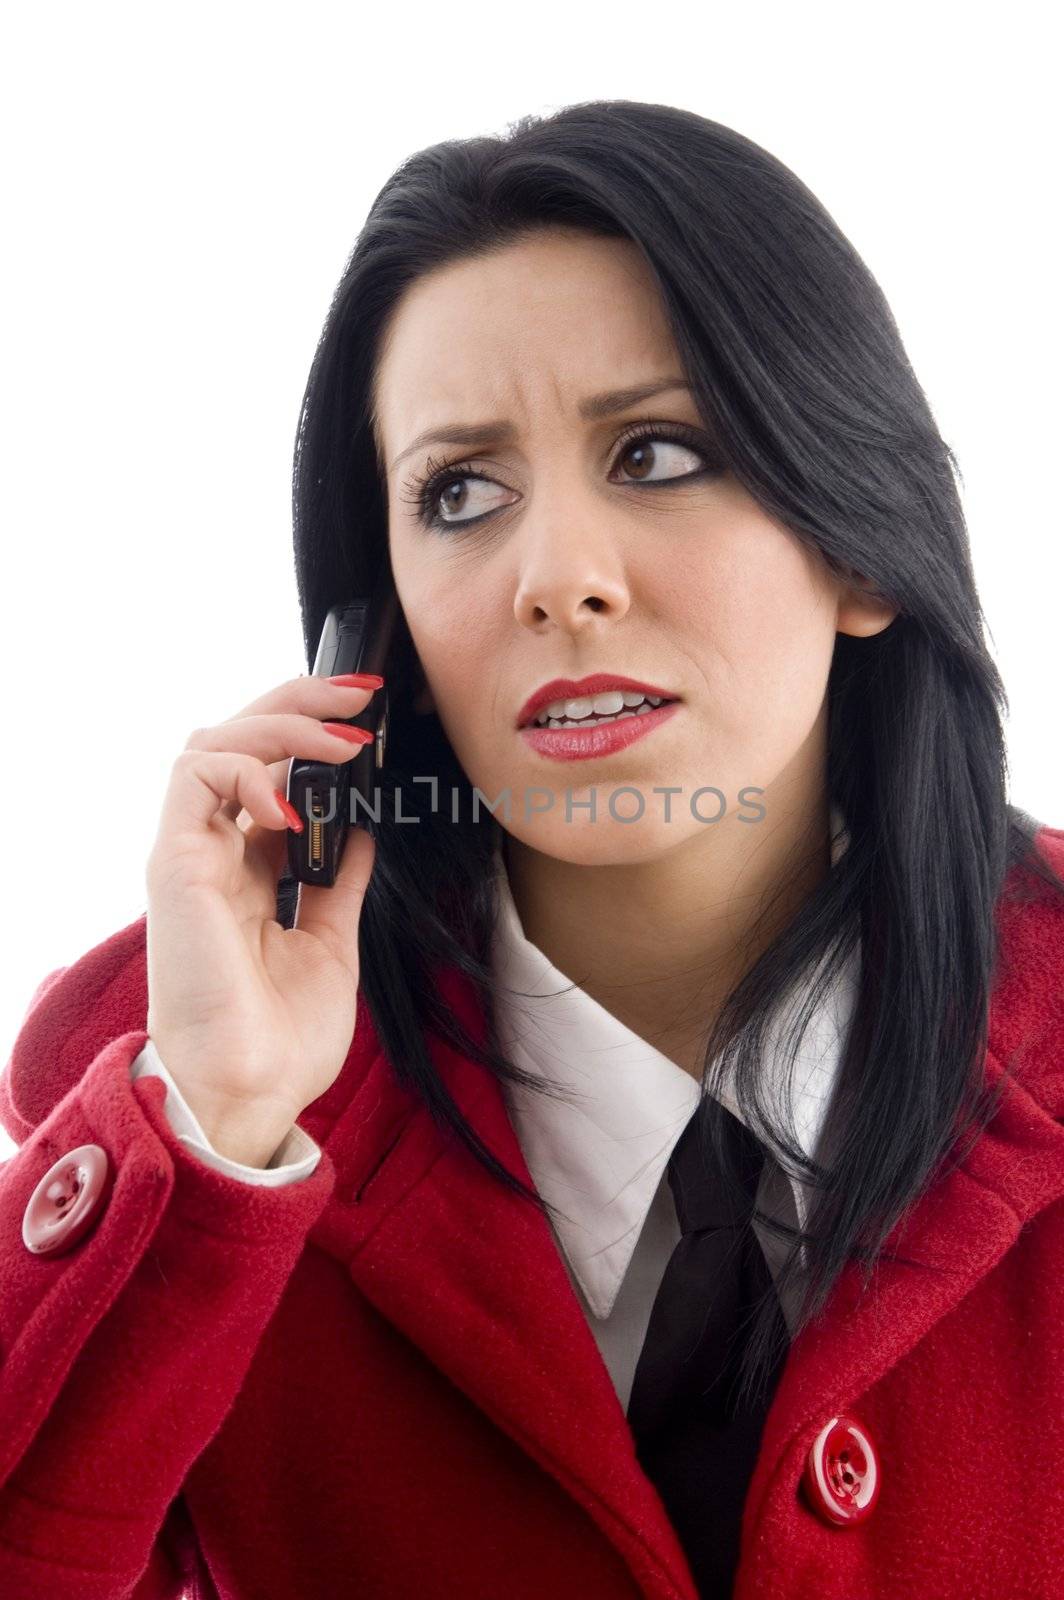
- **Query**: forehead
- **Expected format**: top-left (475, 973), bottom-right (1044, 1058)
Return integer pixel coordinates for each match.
top-left (373, 230), bottom-right (683, 469)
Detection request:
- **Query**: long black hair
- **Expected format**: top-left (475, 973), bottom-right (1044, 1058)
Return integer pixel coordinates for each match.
top-left (278, 99), bottom-right (1064, 1413)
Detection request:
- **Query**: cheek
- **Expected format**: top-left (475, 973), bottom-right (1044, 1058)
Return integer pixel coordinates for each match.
top-left (678, 552), bottom-right (837, 711)
top-left (398, 569), bottom-right (505, 716)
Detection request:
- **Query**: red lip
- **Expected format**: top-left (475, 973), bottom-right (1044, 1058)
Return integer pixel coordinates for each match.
top-left (516, 674), bottom-right (680, 729)
top-left (519, 699), bottom-right (681, 761)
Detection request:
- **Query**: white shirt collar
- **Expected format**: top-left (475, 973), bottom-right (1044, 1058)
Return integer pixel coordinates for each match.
top-left (489, 805), bottom-right (858, 1319)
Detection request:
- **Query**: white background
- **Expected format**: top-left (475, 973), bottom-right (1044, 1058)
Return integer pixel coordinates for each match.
top-left (2, 2), bottom-right (1060, 1158)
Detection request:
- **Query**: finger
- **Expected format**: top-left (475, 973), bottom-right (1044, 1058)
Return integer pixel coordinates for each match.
top-left (291, 823), bottom-right (376, 978)
top-left (233, 756), bottom-right (299, 829)
top-left (237, 813), bottom-right (292, 896)
top-left (222, 674), bottom-right (384, 727)
top-left (182, 712), bottom-right (376, 824)
top-left (152, 749), bottom-right (299, 853)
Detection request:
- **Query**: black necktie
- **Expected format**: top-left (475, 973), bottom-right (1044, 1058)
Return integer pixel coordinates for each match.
top-left (627, 1097), bottom-right (792, 1598)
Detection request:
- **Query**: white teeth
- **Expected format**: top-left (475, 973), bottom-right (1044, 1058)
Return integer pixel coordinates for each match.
top-left (533, 689), bottom-right (669, 728)
top-left (534, 701), bottom-right (666, 729)
top-left (543, 710), bottom-right (638, 729)
top-left (590, 691), bottom-right (625, 716)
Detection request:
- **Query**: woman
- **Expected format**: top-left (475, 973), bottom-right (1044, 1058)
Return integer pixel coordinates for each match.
top-left (3, 99), bottom-right (1063, 1600)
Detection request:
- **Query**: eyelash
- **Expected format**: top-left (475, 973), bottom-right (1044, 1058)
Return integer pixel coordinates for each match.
top-left (398, 418), bottom-right (723, 533)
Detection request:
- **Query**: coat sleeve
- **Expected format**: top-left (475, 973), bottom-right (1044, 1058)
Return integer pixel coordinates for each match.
top-left (130, 1037), bottom-right (323, 1186)
top-left (0, 964), bottom-right (336, 1600)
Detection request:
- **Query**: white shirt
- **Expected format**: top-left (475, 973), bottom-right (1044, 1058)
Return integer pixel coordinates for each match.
top-left (131, 806), bottom-right (856, 1414)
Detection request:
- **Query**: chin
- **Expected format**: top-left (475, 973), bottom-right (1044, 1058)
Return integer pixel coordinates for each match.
top-left (509, 818), bottom-right (699, 869)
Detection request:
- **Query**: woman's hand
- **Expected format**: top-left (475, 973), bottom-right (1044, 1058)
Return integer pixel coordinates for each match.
top-left (143, 674), bottom-right (382, 1166)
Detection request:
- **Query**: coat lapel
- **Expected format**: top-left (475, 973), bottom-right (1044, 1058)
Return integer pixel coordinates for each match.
top-left (738, 1033), bottom-right (1064, 1541)
top-left (305, 960), bottom-right (702, 1600)
top-left (305, 896), bottom-right (1064, 1597)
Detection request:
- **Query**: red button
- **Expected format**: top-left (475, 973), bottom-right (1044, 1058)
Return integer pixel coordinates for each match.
top-left (801, 1414), bottom-right (880, 1525)
top-left (22, 1145), bottom-right (114, 1257)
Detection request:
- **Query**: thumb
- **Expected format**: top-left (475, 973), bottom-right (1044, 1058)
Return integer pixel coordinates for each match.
top-left (293, 824), bottom-right (377, 977)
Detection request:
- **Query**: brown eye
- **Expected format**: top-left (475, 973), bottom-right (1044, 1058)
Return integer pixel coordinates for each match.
top-left (613, 435), bottom-right (706, 484)
top-left (401, 422), bottom-right (722, 535)
top-left (428, 472), bottom-right (515, 527)
top-left (440, 481), bottom-right (469, 517)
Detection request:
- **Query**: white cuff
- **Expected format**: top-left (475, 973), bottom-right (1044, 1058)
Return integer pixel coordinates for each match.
top-left (130, 1037), bottom-right (322, 1187)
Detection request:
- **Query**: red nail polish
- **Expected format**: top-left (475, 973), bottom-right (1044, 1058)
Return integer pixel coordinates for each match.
top-left (321, 721), bottom-right (375, 744)
top-left (328, 673), bottom-right (384, 688)
top-left (273, 789), bottom-right (304, 832)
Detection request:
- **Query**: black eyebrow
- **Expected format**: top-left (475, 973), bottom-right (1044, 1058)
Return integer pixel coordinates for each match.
top-left (388, 378), bottom-right (693, 474)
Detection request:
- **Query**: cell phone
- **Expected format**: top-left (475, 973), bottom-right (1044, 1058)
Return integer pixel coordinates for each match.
top-left (284, 576), bottom-right (400, 887)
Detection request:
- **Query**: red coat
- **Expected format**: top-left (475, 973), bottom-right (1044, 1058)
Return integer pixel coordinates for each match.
top-left (2, 828), bottom-right (1064, 1600)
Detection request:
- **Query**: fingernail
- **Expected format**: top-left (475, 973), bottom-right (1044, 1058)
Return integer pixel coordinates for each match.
top-left (328, 673), bottom-right (384, 688)
top-left (273, 789), bottom-right (304, 832)
top-left (321, 721), bottom-right (375, 744)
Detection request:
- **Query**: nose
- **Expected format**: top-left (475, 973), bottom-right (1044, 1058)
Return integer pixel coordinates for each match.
top-left (513, 531), bottom-right (631, 633)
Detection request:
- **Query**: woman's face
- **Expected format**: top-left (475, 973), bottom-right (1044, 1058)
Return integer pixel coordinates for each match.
top-left (372, 227), bottom-right (894, 867)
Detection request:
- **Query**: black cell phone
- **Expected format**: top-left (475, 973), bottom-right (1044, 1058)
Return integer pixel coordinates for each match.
top-left (285, 576), bottom-right (400, 887)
